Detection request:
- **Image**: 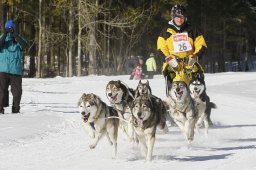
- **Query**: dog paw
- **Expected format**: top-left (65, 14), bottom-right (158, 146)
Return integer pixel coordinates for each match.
top-left (196, 127), bottom-right (200, 134)
top-left (196, 122), bottom-right (203, 128)
top-left (162, 124), bottom-right (169, 133)
top-left (89, 144), bottom-right (96, 149)
top-left (146, 156), bottom-right (152, 162)
top-left (187, 139), bottom-right (193, 146)
top-left (204, 130), bottom-right (208, 137)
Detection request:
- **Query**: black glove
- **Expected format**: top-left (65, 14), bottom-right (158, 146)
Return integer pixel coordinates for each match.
top-left (14, 34), bottom-right (28, 49)
top-left (8, 27), bottom-right (18, 37)
top-left (13, 30), bottom-right (18, 37)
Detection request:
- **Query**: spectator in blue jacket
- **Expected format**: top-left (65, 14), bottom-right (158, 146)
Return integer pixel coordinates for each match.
top-left (0, 20), bottom-right (28, 114)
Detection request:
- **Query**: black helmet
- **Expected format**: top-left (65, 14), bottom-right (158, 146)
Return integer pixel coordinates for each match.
top-left (171, 5), bottom-right (187, 18)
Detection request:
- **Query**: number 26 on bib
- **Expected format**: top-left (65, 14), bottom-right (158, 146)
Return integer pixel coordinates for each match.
top-left (172, 32), bottom-right (192, 52)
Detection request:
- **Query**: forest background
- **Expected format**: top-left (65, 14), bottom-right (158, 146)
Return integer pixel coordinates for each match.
top-left (0, 0), bottom-right (256, 78)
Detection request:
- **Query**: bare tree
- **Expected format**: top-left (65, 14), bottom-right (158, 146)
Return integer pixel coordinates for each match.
top-left (77, 0), bottom-right (82, 76)
top-left (76, 0), bottom-right (152, 75)
top-left (0, 0), bottom-right (3, 32)
top-left (68, 1), bottom-right (75, 77)
top-left (37, 0), bottom-right (42, 78)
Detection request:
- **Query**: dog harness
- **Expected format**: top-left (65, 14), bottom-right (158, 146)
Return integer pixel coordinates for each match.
top-left (88, 104), bottom-right (110, 130)
top-left (108, 106), bottom-right (116, 116)
top-left (89, 122), bottom-right (96, 130)
top-left (113, 102), bottom-right (131, 119)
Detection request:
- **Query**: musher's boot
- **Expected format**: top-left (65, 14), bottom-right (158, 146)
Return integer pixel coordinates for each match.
top-left (0, 107), bottom-right (4, 114)
top-left (12, 106), bottom-right (20, 114)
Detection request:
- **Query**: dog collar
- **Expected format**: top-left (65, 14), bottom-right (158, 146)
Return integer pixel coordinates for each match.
top-left (89, 122), bottom-right (96, 130)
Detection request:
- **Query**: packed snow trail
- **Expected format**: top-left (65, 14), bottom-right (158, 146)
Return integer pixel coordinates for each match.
top-left (1, 73), bottom-right (256, 170)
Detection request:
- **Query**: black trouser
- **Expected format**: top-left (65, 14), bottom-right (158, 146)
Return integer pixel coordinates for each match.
top-left (147, 71), bottom-right (154, 79)
top-left (4, 89), bottom-right (9, 107)
top-left (0, 73), bottom-right (22, 110)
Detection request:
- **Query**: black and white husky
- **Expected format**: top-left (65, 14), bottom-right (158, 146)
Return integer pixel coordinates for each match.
top-left (134, 80), bottom-right (152, 98)
top-left (78, 93), bottom-right (119, 158)
top-left (189, 69), bottom-right (217, 136)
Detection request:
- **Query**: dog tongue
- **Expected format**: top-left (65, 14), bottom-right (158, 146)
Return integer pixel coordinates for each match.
top-left (138, 119), bottom-right (144, 128)
top-left (83, 113), bottom-right (90, 122)
top-left (177, 91), bottom-right (183, 96)
top-left (111, 94), bottom-right (118, 101)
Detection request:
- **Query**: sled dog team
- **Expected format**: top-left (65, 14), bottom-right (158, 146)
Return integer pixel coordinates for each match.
top-left (78, 78), bottom-right (216, 161)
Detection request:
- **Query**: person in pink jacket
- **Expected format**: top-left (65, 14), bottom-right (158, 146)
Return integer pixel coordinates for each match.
top-left (130, 56), bottom-right (145, 80)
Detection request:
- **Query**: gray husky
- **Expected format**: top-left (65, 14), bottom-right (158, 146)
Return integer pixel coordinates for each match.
top-left (135, 80), bottom-right (172, 129)
top-left (105, 80), bottom-right (137, 142)
top-left (78, 93), bottom-right (119, 158)
top-left (165, 81), bottom-right (197, 145)
top-left (189, 68), bottom-right (217, 136)
top-left (131, 95), bottom-right (167, 161)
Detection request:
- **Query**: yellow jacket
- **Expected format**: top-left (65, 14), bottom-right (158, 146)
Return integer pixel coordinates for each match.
top-left (157, 20), bottom-right (207, 60)
top-left (145, 57), bottom-right (157, 71)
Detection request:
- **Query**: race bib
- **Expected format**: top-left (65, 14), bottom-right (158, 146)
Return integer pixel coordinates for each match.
top-left (172, 32), bottom-right (192, 52)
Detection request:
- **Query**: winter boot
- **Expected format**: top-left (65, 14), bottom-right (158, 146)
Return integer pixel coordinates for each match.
top-left (12, 106), bottom-right (20, 114)
top-left (0, 107), bottom-right (4, 114)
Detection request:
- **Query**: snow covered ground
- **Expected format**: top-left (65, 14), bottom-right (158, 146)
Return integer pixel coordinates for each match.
top-left (1, 72), bottom-right (256, 170)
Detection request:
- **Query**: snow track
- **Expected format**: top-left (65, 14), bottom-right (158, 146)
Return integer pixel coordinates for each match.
top-left (1, 73), bottom-right (256, 170)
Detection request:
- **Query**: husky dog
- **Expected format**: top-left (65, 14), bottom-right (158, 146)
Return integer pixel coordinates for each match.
top-left (189, 70), bottom-right (217, 136)
top-left (78, 93), bottom-right (119, 158)
top-left (134, 80), bottom-right (152, 98)
top-left (135, 80), bottom-right (171, 129)
top-left (165, 81), bottom-right (197, 144)
top-left (131, 95), bottom-right (167, 161)
top-left (105, 80), bottom-right (136, 142)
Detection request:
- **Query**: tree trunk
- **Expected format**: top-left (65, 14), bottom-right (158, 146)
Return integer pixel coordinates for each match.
top-left (77, 0), bottom-right (82, 77)
top-left (220, 19), bottom-right (226, 72)
top-left (68, 1), bottom-right (74, 77)
top-left (37, 0), bottom-right (42, 78)
top-left (0, 0), bottom-right (3, 32)
top-left (29, 23), bottom-right (36, 77)
top-left (117, 30), bottom-right (123, 73)
top-left (41, 2), bottom-right (46, 77)
top-left (88, 0), bottom-right (98, 75)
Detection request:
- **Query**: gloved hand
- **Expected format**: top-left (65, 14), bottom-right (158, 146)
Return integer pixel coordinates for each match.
top-left (12, 29), bottom-right (18, 37)
top-left (9, 27), bottom-right (18, 37)
top-left (188, 54), bottom-right (198, 66)
top-left (166, 57), bottom-right (178, 69)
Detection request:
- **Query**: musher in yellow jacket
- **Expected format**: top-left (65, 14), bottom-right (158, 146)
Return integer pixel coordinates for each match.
top-left (157, 4), bottom-right (207, 86)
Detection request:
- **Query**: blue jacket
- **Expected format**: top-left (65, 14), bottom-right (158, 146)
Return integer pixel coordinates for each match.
top-left (0, 33), bottom-right (27, 75)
